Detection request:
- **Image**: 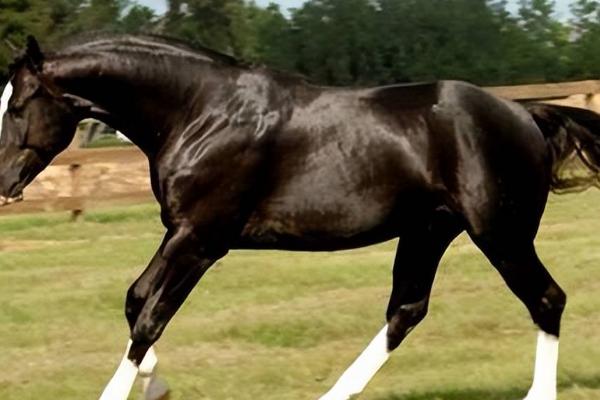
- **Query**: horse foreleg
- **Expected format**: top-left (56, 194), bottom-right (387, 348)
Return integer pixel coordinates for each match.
top-left (319, 216), bottom-right (461, 400)
top-left (99, 339), bottom-right (138, 400)
top-left (125, 246), bottom-right (171, 400)
top-left (139, 345), bottom-right (170, 400)
top-left (101, 229), bottom-right (223, 400)
top-left (99, 244), bottom-right (171, 400)
top-left (100, 339), bottom-right (165, 400)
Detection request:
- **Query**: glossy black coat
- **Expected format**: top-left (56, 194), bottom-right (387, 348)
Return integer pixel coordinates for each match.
top-left (2, 36), bottom-right (598, 376)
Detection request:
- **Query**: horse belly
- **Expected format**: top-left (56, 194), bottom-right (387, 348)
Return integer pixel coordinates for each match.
top-left (238, 148), bottom-right (430, 251)
top-left (238, 190), bottom-right (403, 251)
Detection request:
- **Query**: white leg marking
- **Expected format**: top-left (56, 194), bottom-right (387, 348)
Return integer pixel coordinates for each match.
top-left (319, 325), bottom-right (390, 400)
top-left (138, 346), bottom-right (158, 377)
top-left (142, 374), bottom-right (170, 400)
top-left (0, 82), bottom-right (14, 140)
top-left (99, 340), bottom-right (139, 400)
top-left (524, 331), bottom-right (559, 400)
top-left (138, 346), bottom-right (170, 400)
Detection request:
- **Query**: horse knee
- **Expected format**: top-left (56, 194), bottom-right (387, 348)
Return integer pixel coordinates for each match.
top-left (533, 284), bottom-right (566, 336)
top-left (386, 298), bottom-right (429, 351)
top-left (125, 287), bottom-right (146, 330)
top-left (127, 327), bottom-right (159, 366)
top-left (125, 250), bottom-right (167, 330)
top-left (131, 309), bottom-right (166, 351)
top-left (125, 275), bottom-right (161, 331)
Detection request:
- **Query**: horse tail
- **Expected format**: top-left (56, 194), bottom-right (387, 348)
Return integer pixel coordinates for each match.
top-left (524, 103), bottom-right (600, 193)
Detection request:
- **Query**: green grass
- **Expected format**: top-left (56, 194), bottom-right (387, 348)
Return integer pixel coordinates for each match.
top-left (0, 192), bottom-right (599, 400)
top-left (82, 134), bottom-right (133, 148)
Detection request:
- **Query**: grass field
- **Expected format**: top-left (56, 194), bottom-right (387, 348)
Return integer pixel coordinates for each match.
top-left (0, 191), bottom-right (599, 400)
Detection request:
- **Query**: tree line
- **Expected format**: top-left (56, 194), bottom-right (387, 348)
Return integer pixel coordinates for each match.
top-left (2, 0), bottom-right (600, 87)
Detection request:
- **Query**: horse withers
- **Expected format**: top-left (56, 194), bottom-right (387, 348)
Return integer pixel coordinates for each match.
top-left (2, 35), bottom-right (600, 400)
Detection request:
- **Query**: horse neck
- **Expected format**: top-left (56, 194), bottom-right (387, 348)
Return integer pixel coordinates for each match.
top-left (43, 51), bottom-right (227, 156)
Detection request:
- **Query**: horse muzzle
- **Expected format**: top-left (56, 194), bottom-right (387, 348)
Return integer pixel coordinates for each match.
top-left (0, 147), bottom-right (45, 207)
top-left (0, 192), bottom-right (24, 207)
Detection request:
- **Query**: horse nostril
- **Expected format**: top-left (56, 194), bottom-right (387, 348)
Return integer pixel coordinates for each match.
top-left (9, 192), bottom-right (24, 204)
top-left (0, 193), bottom-right (24, 206)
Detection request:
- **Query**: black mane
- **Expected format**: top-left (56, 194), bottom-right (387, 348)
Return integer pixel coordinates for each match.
top-left (55, 33), bottom-right (243, 67)
top-left (6, 34), bottom-right (244, 79)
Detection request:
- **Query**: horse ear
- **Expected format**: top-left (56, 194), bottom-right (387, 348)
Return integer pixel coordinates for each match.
top-left (25, 35), bottom-right (44, 72)
top-left (4, 39), bottom-right (19, 56)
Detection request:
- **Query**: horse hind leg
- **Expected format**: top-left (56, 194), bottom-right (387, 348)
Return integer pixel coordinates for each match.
top-left (385, 211), bottom-right (463, 351)
top-left (319, 210), bottom-right (462, 400)
top-left (469, 231), bottom-right (566, 400)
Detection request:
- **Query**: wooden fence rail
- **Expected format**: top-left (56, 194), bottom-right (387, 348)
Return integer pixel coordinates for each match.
top-left (486, 79), bottom-right (600, 101)
top-left (0, 147), bottom-right (152, 216)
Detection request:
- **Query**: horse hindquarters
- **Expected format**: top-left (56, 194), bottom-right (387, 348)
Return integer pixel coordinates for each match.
top-left (448, 87), bottom-right (566, 400)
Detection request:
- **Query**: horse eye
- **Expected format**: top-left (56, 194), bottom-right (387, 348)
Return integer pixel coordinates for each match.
top-left (7, 104), bottom-right (23, 114)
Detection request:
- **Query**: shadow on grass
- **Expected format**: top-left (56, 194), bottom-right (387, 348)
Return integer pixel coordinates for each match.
top-left (372, 375), bottom-right (600, 400)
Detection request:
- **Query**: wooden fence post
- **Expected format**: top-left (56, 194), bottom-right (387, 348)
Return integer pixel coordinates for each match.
top-left (69, 163), bottom-right (84, 221)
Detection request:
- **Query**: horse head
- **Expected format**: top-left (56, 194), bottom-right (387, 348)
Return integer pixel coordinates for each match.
top-left (0, 36), bottom-right (82, 206)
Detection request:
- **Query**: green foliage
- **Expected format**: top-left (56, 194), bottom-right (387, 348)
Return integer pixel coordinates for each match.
top-left (569, 0), bottom-right (600, 78)
top-left (372, 0), bottom-right (515, 84)
top-left (81, 134), bottom-right (134, 149)
top-left (0, 0), bottom-right (156, 82)
top-left (287, 0), bottom-right (383, 85)
top-left (252, 4), bottom-right (295, 70)
top-left (4, 0), bottom-right (600, 86)
top-left (164, 0), bottom-right (245, 52)
top-left (120, 5), bottom-right (156, 33)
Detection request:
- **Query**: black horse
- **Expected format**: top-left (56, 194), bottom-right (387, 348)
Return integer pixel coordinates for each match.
top-left (2, 35), bottom-right (600, 400)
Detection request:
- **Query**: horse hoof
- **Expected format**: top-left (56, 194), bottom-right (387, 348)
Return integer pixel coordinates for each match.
top-left (143, 377), bottom-right (170, 400)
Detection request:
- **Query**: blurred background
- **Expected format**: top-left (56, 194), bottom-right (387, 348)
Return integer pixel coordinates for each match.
top-left (1, 1), bottom-right (600, 400)
top-left (4, 0), bottom-right (600, 87)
